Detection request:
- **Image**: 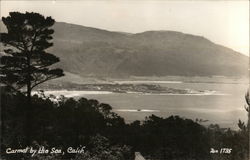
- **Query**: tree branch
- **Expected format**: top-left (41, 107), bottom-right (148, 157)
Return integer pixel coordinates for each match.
top-left (1, 81), bottom-right (25, 95)
top-left (4, 42), bottom-right (25, 52)
top-left (30, 75), bottom-right (59, 90)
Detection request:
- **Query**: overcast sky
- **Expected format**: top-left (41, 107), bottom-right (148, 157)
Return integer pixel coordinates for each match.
top-left (1, 0), bottom-right (249, 56)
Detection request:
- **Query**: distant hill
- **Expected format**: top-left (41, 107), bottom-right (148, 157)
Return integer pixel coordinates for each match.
top-left (1, 21), bottom-right (249, 78)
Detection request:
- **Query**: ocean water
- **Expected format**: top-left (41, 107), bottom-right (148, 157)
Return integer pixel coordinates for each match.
top-left (43, 81), bottom-right (249, 129)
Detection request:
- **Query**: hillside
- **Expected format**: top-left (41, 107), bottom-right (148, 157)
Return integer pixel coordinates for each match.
top-left (1, 21), bottom-right (249, 78)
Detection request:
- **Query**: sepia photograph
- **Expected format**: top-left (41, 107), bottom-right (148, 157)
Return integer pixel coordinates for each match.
top-left (0, 0), bottom-right (249, 160)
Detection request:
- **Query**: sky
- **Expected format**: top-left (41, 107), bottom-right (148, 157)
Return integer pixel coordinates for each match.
top-left (1, 0), bottom-right (249, 56)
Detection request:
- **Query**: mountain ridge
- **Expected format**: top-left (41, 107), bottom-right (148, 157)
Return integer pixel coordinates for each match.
top-left (0, 21), bottom-right (248, 78)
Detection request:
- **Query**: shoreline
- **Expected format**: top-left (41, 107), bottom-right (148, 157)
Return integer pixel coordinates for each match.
top-left (32, 89), bottom-right (228, 98)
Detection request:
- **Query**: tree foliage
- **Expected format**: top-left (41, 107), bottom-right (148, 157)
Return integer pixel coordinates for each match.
top-left (0, 12), bottom-right (64, 145)
top-left (0, 12), bottom-right (64, 95)
top-left (1, 90), bottom-right (249, 160)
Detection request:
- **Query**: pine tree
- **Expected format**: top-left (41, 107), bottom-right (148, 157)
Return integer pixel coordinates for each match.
top-left (0, 12), bottom-right (64, 144)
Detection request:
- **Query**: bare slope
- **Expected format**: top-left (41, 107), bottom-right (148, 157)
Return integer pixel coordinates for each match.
top-left (1, 21), bottom-right (248, 78)
top-left (51, 22), bottom-right (248, 78)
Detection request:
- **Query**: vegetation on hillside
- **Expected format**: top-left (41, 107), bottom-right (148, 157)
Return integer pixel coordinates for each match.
top-left (0, 88), bottom-right (249, 160)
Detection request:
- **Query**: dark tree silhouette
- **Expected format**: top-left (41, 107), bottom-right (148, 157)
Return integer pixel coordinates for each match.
top-left (0, 12), bottom-right (64, 144)
top-left (237, 91), bottom-right (250, 160)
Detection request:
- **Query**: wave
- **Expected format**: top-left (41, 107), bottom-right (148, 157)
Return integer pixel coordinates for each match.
top-left (36, 90), bottom-right (113, 97)
top-left (37, 89), bottom-right (229, 98)
top-left (141, 93), bottom-right (230, 96)
top-left (114, 80), bottom-right (183, 84)
top-left (115, 109), bottom-right (160, 112)
top-left (127, 90), bottom-right (230, 96)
